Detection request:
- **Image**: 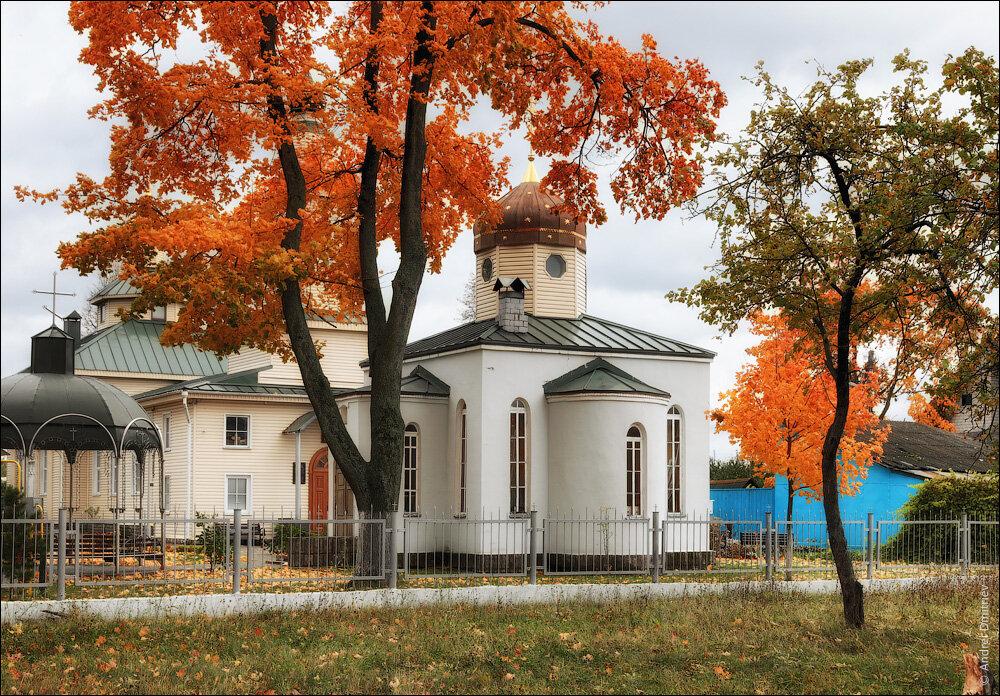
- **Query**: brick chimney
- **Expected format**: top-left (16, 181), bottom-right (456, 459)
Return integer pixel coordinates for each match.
top-left (493, 277), bottom-right (530, 333)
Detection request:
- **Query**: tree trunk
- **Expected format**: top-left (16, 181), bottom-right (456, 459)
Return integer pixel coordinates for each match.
top-left (820, 285), bottom-right (866, 628)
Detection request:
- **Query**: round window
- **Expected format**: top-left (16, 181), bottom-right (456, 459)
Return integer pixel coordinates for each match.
top-left (545, 254), bottom-right (567, 278)
top-left (481, 257), bottom-right (493, 282)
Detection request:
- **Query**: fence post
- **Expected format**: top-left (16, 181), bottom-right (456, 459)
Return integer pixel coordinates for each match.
top-left (960, 509), bottom-right (969, 578)
top-left (764, 511), bottom-right (773, 582)
top-left (232, 508), bottom-right (242, 595)
top-left (528, 509), bottom-right (538, 585)
top-left (56, 508), bottom-right (67, 601)
top-left (651, 510), bottom-right (661, 583)
top-left (386, 509), bottom-right (398, 589)
top-left (865, 512), bottom-right (874, 580)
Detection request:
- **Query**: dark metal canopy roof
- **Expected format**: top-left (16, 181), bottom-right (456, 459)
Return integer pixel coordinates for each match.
top-left (368, 313), bottom-right (716, 366)
top-left (544, 358), bottom-right (670, 398)
top-left (1, 326), bottom-right (161, 461)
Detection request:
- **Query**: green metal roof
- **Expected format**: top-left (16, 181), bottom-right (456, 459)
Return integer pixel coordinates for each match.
top-left (337, 365), bottom-right (450, 398)
top-left (543, 358), bottom-right (670, 398)
top-left (76, 320), bottom-right (227, 376)
top-left (135, 369), bottom-right (311, 400)
top-left (370, 313), bottom-right (716, 365)
top-left (90, 278), bottom-right (139, 301)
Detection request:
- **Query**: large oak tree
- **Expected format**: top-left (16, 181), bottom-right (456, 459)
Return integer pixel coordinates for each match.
top-left (673, 50), bottom-right (998, 626)
top-left (22, 3), bottom-right (725, 529)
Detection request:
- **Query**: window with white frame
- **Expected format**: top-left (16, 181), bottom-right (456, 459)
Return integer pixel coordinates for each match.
top-left (161, 413), bottom-right (171, 451)
top-left (92, 451), bottom-right (101, 496)
top-left (225, 415), bottom-right (250, 447)
top-left (110, 455), bottom-right (118, 496)
top-left (509, 399), bottom-right (528, 515)
top-left (458, 403), bottom-right (468, 516)
top-left (163, 475), bottom-right (172, 512)
top-left (225, 474), bottom-right (251, 514)
top-left (626, 425), bottom-right (643, 516)
top-left (131, 452), bottom-right (142, 495)
top-left (150, 305), bottom-right (167, 322)
top-left (99, 302), bottom-right (107, 324)
top-left (403, 424), bottom-right (419, 516)
top-left (666, 406), bottom-right (682, 513)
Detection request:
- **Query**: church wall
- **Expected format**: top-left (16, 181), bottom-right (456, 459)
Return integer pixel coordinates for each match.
top-left (474, 249), bottom-right (499, 320)
top-left (390, 350), bottom-right (485, 516)
top-left (532, 244), bottom-right (584, 318)
top-left (546, 396), bottom-right (668, 517)
top-left (608, 355), bottom-right (713, 518)
top-left (403, 347), bottom-right (712, 522)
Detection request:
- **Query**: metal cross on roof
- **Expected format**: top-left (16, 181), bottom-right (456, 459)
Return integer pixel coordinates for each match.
top-left (32, 271), bottom-right (76, 326)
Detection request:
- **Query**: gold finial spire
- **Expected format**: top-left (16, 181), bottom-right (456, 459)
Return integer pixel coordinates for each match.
top-left (522, 97), bottom-right (539, 183)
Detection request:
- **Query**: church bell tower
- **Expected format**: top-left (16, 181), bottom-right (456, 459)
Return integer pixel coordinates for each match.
top-left (473, 157), bottom-right (587, 321)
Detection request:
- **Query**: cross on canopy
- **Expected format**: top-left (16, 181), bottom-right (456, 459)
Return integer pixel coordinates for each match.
top-left (32, 271), bottom-right (75, 325)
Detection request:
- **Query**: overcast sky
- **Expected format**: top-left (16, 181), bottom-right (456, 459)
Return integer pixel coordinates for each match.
top-left (2, 1), bottom-right (998, 458)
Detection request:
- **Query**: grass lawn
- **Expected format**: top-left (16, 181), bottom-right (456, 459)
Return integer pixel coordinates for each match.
top-left (2, 576), bottom-right (996, 695)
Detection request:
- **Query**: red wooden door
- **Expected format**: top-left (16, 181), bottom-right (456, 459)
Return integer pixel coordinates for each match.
top-left (308, 448), bottom-right (329, 522)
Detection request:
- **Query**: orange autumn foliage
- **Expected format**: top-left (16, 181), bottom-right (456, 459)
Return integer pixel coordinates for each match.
top-left (713, 314), bottom-right (890, 501)
top-left (908, 394), bottom-right (958, 433)
top-left (18, 2), bottom-right (726, 362)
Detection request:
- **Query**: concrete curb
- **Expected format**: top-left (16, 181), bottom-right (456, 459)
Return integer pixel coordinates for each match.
top-left (0, 576), bottom-right (974, 624)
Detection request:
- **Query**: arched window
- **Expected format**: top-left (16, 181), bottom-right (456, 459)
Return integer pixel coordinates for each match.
top-left (626, 425), bottom-right (643, 516)
top-left (457, 402), bottom-right (468, 516)
top-left (403, 424), bottom-right (419, 516)
top-left (509, 399), bottom-right (528, 515)
top-left (667, 406), bottom-right (682, 513)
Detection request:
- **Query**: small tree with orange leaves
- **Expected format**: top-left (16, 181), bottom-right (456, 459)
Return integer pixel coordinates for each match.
top-left (712, 314), bottom-right (890, 578)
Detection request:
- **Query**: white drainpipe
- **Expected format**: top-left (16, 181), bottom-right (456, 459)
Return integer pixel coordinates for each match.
top-left (295, 430), bottom-right (302, 519)
top-left (182, 390), bottom-right (193, 537)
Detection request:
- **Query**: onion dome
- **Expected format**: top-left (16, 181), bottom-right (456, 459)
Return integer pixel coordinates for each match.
top-left (1, 326), bottom-right (161, 460)
top-left (473, 158), bottom-right (587, 254)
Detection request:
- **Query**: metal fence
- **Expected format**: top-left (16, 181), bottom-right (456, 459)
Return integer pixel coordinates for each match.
top-left (2, 508), bottom-right (996, 601)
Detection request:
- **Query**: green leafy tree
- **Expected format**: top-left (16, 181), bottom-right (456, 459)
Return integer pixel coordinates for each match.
top-left (672, 49), bottom-right (998, 627)
top-left (1, 482), bottom-right (41, 584)
top-left (881, 472), bottom-right (998, 563)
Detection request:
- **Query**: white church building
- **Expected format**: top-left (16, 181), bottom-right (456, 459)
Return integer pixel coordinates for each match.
top-left (12, 160), bottom-right (715, 553)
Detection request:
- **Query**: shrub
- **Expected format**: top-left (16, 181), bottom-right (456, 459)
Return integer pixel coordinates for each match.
top-left (881, 472), bottom-right (998, 563)
top-left (194, 512), bottom-right (232, 569)
top-left (266, 522), bottom-right (318, 557)
top-left (1, 482), bottom-right (41, 583)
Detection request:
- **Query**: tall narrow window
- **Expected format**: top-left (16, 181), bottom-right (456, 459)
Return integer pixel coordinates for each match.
top-left (626, 426), bottom-right (643, 516)
top-left (161, 413), bottom-right (171, 451)
top-left (509, 399), bottom-right (528, 515)
top-left (110, 455), bottom-right (118, 496)
top-left (92, 451), bottom-right (101, 496)
top-left (666, 406), bottom-right (682, 513)
top-left (403, 424), bottom-right (419, 515)
top-left (163, 475), bottom-right (172, 512)
top-left (458, 403), bottom-right (468, 516)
